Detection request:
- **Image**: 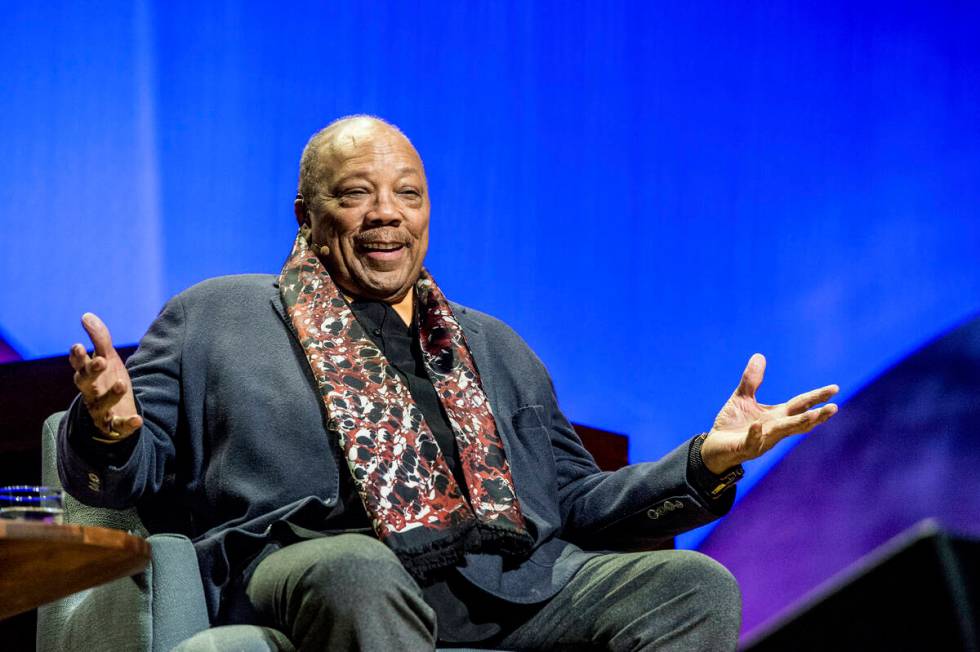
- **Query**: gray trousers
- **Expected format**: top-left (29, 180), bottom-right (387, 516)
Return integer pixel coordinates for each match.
top-left (244, 533), bottom-right (741, 651)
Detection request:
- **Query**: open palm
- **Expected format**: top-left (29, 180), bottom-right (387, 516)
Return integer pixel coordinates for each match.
top-left (701, 354), bottom-right (838, 473)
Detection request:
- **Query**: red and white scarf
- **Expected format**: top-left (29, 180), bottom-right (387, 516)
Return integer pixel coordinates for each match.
top-left (279, 232), bottom-right (532, 576)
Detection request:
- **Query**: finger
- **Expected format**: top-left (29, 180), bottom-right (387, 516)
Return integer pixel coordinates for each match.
top-left (107, 414), bottom-right (143, 438)
top-left (83, 379), bottom-right (128, 414)
top-left (75, 356), bottom-right (109, 393)
top-left (735, 353), bottom-right (767, 398)
top-left (75, 357), bottom-right (119, 403)
top-left (81, 312), bottom-right (115, 358)
top-left (74, 360), bottom-right (104, 395)
top-left (69, 343), bottom-right (92, 373)
top-left (74, 370), bottom-right (95, 395)
top-left (84, 356), bottom-right (108, 377)
top-left (766, 403), bottom-right (838, 441)
top-left (784, 384), bottom-right (840, 416)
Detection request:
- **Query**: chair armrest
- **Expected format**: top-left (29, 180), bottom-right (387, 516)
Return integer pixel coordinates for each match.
top-left (36, 556), bottom-right (152, 651)
top-left (148, 533), bottom-right (211, 651)
top-left (37, 533), bottom-right (210, 652)
top-left (41, 411), bottom-right (148, 535)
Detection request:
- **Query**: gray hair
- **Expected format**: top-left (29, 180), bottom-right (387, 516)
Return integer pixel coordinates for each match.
top-left (296, 114), bottom-right (410, 217)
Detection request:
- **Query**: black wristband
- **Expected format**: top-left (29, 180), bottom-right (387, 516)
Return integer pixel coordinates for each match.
top-left (689, 433), bottom-right (744, 499)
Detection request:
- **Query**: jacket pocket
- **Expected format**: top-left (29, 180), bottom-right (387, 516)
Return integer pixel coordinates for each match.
top-left (503, 405), bottom-right (560, 538)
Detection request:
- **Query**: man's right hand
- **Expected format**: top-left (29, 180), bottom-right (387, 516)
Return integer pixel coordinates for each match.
top-left (69, 313), bottom-right (143, 442)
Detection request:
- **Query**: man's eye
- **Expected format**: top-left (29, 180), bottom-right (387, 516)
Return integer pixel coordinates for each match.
top-left (344, 189), bottom-right (368, 196)
top-left (399, 189), bottom-right (421, 197)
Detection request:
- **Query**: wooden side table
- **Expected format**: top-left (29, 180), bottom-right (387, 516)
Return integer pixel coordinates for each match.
top-left (0, 521), bottom-right (150, 620)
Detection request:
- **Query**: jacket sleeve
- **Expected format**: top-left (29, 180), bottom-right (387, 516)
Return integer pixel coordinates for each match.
top-left (543, 372), bottom-right (735, 548)
top-left (57, 296), bottom-right (185, 509)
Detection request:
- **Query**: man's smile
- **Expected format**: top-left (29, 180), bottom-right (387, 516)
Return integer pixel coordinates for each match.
top-left (355, 240), bottom-right (409, 266)
top-left (352, 228), bottom-right (412, 264)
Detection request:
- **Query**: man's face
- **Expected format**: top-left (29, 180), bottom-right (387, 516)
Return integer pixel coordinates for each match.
top-left (303, 124), bottom-right (430, 303)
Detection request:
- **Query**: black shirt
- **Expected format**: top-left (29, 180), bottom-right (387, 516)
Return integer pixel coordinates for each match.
top-left (348, 298), bottom-right (469, 498)
top-left (348, 297), bottom-right (522, 644)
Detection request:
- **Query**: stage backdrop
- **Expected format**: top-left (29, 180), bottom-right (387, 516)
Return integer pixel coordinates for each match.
top-left (1, 2), bottom-right (979, 550)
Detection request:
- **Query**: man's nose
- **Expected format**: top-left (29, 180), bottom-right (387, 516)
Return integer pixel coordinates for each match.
top-left (366, 190), bottom-right (401, 225)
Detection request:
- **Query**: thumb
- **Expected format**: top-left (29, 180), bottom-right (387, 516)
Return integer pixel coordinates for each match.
top-left (735, 353), bottom-right (766, 398)
top-left (81, 312), bottom-right (115, 358)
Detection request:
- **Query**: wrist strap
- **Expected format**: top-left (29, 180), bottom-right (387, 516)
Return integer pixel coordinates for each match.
top-left (693, 433), bottom-right (744, 498)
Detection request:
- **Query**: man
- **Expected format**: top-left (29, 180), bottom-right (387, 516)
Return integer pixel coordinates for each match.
top-left (61, 115), bottom-right (839, 651)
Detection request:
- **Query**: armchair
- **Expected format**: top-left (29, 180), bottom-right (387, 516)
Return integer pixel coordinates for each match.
top-left (37, 412), bottom-right (292, 651)
top-left (37, 412), bottom-right (498, 651)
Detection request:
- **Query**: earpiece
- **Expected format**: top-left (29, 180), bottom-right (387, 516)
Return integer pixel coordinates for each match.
top-left (299, 223), bottom-right (330, 257)
top-left (297, 197), bottom-right (330, 257)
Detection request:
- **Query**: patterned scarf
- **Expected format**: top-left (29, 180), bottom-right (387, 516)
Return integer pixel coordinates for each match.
top-left (278, 232), bottom-right (533, 577)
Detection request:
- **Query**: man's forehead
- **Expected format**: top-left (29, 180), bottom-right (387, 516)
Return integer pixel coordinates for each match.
top-left (326, 119), bottom-right (383, 151)
top-left (323, 120), bottom-right (420, 166)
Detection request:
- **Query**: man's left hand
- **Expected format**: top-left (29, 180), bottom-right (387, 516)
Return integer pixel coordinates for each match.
top-left (700, 353), bottom-right (838, 474)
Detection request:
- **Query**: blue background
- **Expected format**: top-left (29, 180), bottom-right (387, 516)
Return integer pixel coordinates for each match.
top-left (2, 1), bottom-right (979, 550)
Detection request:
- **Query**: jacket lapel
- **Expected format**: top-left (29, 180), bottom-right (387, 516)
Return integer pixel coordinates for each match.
top-left (452, 306), bottom-right (509, 435)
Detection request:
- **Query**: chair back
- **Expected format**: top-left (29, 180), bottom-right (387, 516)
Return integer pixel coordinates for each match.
top-left (36, 412), bottom-right (155, 651)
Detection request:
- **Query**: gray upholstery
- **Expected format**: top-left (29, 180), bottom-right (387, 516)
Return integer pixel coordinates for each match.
top-left (37, 412), bottom-right (288, 652)
top-left (37, 412), bottom-right (507, 651)
top-left (172, 626), bottom-right (295, 652)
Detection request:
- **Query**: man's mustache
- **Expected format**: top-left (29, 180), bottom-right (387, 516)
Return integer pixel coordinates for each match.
top-left (353, 229), bottom-right (412, 247)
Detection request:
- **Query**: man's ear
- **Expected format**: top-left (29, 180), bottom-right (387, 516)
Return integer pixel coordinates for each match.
top-left (293, 195), bottom-right (307, 227)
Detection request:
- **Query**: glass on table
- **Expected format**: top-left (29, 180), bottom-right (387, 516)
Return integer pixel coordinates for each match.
top-left (0, 486), bottom-right (64, 524)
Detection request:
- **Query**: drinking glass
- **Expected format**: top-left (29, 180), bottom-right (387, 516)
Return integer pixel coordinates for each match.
top-left (0, 485), bottom-right (64, 524)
